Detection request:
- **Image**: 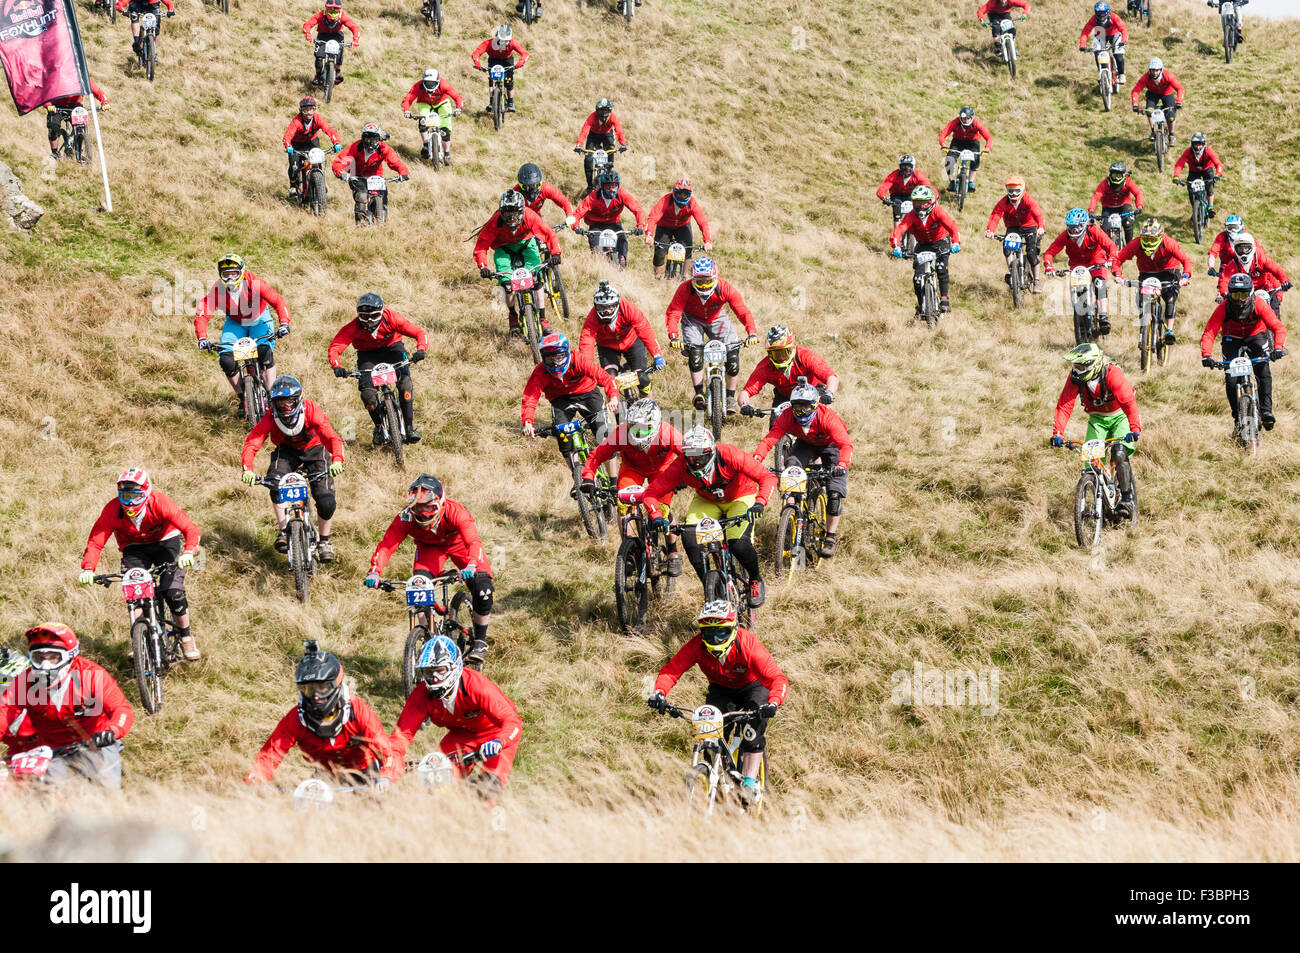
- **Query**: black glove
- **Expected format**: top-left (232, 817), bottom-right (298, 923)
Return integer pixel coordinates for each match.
top-left (1132, 106), bottom-right (1141, 113)
top-left (632, 227), bottom-right (645, 236)
top-left (739, 404), bottom-right (756, 417)
top-left (276, 325), bottom-right (290, 338)
top-left (757, 703), bottom-right (778, 720)
top-left (818, 386), bottom-right (834, 405)
top-left (832, 465), bottom-right (847, 479)
top-left (1281, 282), bottom-right (1293, 292)
top-left (648, 692), bottom-right (667, 713)
top-left (1202, 355), bottom-right (1216, 368)
top-left (549, 252), bottom-right (561, 266)
top-left (573, 146), bottom-right (582, 154)
top-left (91, 730), bottom-right (116, 748)
top-left (480, 266), bottom-right (494, 278)
top-left (747, 502), bottom-right (765, 521)
top-left (332, 365), bottom-right (348, 378)
top-left (618, 145), bottom-right (628, 153)
top-left (197, 337), bottom-right (212, 352)
top-left (397, 174), bottom-right (410, 182)
top-left (411, 349), bottom-right (426, 363)
top-left (1271, 349), bottom-right (1286, 362)
top-left (579, 478), bottom-right (596, 495)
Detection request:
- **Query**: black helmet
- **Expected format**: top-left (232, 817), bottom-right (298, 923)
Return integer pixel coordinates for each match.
top-left (517, 162), bottom-right (542, 188)
top-left (595, 98), bottom-right (613, 120)
top-left (357, 291), bottom-right (384, 331)
top-left (1108, 161), bottom-right (1127, 185)
top-left (499, 189), bottom-right (525, 227)
top-left (1227, 272), bottom-right (1255, 310)
top-left (295, 641), bottom-right (349, 739)
top-left (958, 105), bottom-right (975, 124)
top-left (600, 168), bottom-right (620, 189)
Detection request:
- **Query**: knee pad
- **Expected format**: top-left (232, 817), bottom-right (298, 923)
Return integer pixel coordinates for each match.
top-left (687, 348), bottom-right (705, 374)
top-left (827, 492), bottom-right (843, 516)
top-left (258, 345), bottom-right (275, 370)
top-left (471, 573), bottom-right (494, 615)
top-left (1110, 445), bottom-right (1129, 465)
top-left (439, 127), bottom-right (450, 141)
top-left (218, 352), bottom-right (237, 376)
top-left (726, 350), bottom-right (741, 377)
top-left (315, 492), bottom-right (337, 521)
top-left (163, 588), bottom-right (188, 617)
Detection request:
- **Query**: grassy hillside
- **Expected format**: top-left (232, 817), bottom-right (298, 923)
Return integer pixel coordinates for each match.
top-left (2, 0), bottom-right (1300, 859)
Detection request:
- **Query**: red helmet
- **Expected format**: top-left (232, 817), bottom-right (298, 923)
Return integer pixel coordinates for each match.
top-left (26, 622), bottom-right (79, 681)
top-left (324, 0), bottom-right (342, 18)
top-left (117, 466), bottom-right (151, 520)
top-left (26, 622), bottom-right (78, 651)
top-left (671, 179), bottom-right (693, 205)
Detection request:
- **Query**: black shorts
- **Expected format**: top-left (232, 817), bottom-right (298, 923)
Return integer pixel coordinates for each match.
top-left (704, 682), bottom-right (770, 754)
top-left (946, 137), bottom-right (983, 171)
top-left (1145, 91), bottom-right (1178, 113)
top-left (597, 341), bottom-right (648, 376)
top-left (356, 344), bottom-right (412, 404)
top-left (652, 224), bottom-right (693, 267)
top-left (268, 444), bottom-right (335, 501)
top-left (785, 440), bottom-right (848, 497)
top-left (550, 390), bottom-right (608, 450)
top-left (121, 537), bottom-right (185, 592)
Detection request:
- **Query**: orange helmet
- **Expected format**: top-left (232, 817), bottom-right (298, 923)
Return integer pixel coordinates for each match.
top-left (1005, 175), bottom-right (1025, 200)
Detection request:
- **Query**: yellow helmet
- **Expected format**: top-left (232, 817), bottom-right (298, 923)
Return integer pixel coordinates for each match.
top-left (1139, 218), bottom-right (1163, 255)
top-left (696, 600), bottom-right (738, 660)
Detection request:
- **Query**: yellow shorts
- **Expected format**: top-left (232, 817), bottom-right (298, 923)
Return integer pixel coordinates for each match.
top-left (685, 494), bottom-right (755, 541)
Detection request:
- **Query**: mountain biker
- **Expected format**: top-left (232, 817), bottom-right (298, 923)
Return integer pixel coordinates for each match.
top-left (1131, 57), bottom-right (1184, 144)
top-left (0, 623), bottom-right (134, 788)
top-left (303, 1), bottom-right (360, 87)
top-left (938, 105), bottom-right (991, 193)
top-left (577, 280), bottom-right (664, 396)
top-left (283, 97), bottom-right (343, 197)
top-left (580, 398), bottom-right (684, 574)
top-left (514, 162), bottom-right (573, 217)
top-left (194, 253), bottom-right (291, 407)
top-left (1172, 132), bottom-right (1224, 219)
top-left (566, 170), bottom-right (647, 268)
top-left (645, 179), bottom-right (713, 279)
top-left (327, 292), bottom-right (428, 445)
top-left (574, 98), bottom-right (627, 191)
top-left (1216, 233), bottom-right (1290, 319)
top-left (1202, 272), bottom-right (1286, 433)
top-left (1044, 208), bottom-right (1122, 334)
top-left (977, 0), bottom-right (1029, 41)
top-left (78, 467), bottom-right (202, 661)
top-left (648, 600), bottom-right (788, 803)
top-left (1087, 161), bottom-right (1143, 245)
top-left (514, 0), bottom-right (544, 18)
top-left (384, 635), bottom-right (522, 796)
top-left (1207, 0), bottom-right (1246, 46)
top-left (739, 326), bottom-right (839, 415)
top-left (401, 69), bottom-right (464, 164)
top-left (474, 191), bottom-right (562, 335)
top-left (1051, 343), bottom-right (1141, 516)
top-left (118, 0), bottom-right (174, 60)
top-left (521, 332), bottom-right (620, 472)
top-left (332, 123), bottom-right (410, 225)
top-left (985, 174), bottom-right (1047, 293)
top-left (240, 376), bottom-right (344, 562)
top-left (471, 25), bottom-right (528, 113)
top-left (665, 258), bottom-right (759, 413)
top-left (889, 185), bottom-right (962, 315)
top-left (639, 426), bottom-right (777, 608)
top-left (365, 475), bottom-right (495, 669)
top-left (1079, 2), bottom-right (1129, 85)
top-left (46, 80), bottom-right (108, 161)
top-left (244, 641), bottom-right (391, 786)
top-left (1208, 215), bottom-right (1261, 276)
top-left (876, 154), bottom-right (935, 225)
top-left (1115, 218), bottom-right (1192, 344)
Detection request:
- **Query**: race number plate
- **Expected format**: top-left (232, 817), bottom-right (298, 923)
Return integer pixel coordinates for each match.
top-left (9, 746), bottom-right (53, 778)
top-left (370, 363), bottom-right (398, 387)
top-left (366, 175), bottom-right (387, 193)
top-left (307, 147), bottom-right (325, 166)
top-left (667, 243), bottom-right (686, 263)
top-left (779, 466), bottom-right (808, 494)
top-left (1079, 438), bottom-right (1107, 462)
top-left (489, 65), bottom-right (505, 81)
top-left (1227, 356), bottom-right (1253, 378)
top-left (1003, 233), bottom-right (1023, 251)
top-left (141, 12), bottom-right (156, 29)
top-left (405, 574), bottom-right (434, 607)
top-left (617, 485), bottom-right (645, 506)
top-left (417, 751), bottom-right (455, 789)
top-left (615, 371), bottom-right (641, 391)
top-left (1070, 266), bottom-right (1091, 289)
top-left (1141, 277), bottom-right (1162, 295)
top-left (509, 268), bottom-right (535, 292)
top-left (598, 229), bottom-right (619, 250)
top-left (324, 39), bottom-right (341, 55)
top-left (70, 107), bottom-right (88, 127)
top-left (692, 705), bottom-right (724, 741)
top-left (231, 337), bottom-right (259, 361)
top-left (914, 251), bottom-right (936, 265)
top-left (1097, 49), bottom-right (1111, 65)
top-left (1150, 109), bottom-right (1165, 126)
top-left (278, 473), bottom-right (310, 504)
top-left (1190, 178), bottom-right (1205, 192)
top-left (121, 567), bottom-right (155, 601)
top-left (959, 150), bottom-right (975, 164)
top-left (694, 517), bottom-right (724, 545)
top-left (702, 340), bottom-right (726, 364)
top-left (293, 778), bottom-right (334, 809)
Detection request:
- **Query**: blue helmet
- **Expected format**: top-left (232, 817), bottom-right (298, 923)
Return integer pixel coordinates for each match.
top-left (1065, 208), bottom-right (1090, 238)
top-left (1094, 2), bottom-right (1109, 14)
top-left (539, 332), bottom-right (571, 377)
top-left (269, 376), bottom-right (304, 429)
top-left (1225, 214), bottom-right (1243, 233)
top-left (415, 635), bottom-right (462, 699)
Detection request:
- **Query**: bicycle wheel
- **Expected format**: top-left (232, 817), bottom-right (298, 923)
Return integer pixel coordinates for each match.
top-left (145, 36), bottom-right (155, 82)
top-left (708, 377), bottom-right (725, 440)
top-left (290, 520), bottom-right (310, 602)
top-left (1153, 300), bottom-right (1168, 366)
top-left (731, 559), bottom-right (755, 632)
top-left (242, 373), bottom-right (261, 429)
top-left (956, 169), bottom-right (968, 212)
top-left (1192, 198), bottom-right (1205, 245)
top-left (383, 395), bottom-right (405, 470)
top-left (323, 60), bottom-right (335, 104)
top-left (1101, 71), bottom-right (1112, 111)
top-left (1224, 20), bottom-right (1234, 64)
top-left (1154, 128), bottom-right (1166, 173)
top-left (775, 505), bottom-right (799, 579)
top-left (402, 624), bottom-right (430, 696)
top-left (131, 620), bottom-right (162, 715)
top-left (806, 489), bottom-right (827, 570)
top-left (110, 1), bottom-right (116, 22)
top-left (924, 279), bottom-right (939, 330)
top-left (309, 168), bottom-right (327, 216)
top-left (614, 538), bottom-right (648, 633)
top-left (523, 298), bottom-right (542, 365)
top-left (491, 87), bottom-right (504, 132)
top-left (221, 0), bottom-right (228, 12)
top-left (1009, 257), bottom-right (1024, 310)
top-left (1007, 38), bottom-right (1017, 80)
top-left (573, 463), bottom-right (602, 539)
top-left (1240, 390), bottom-right (1260, 456)
top-left (432, 0), bottom-right (443, 35)
top-left (685, 760), bottom-right (715, 816)
top-left (548, 265), bottom-right (571, 322)
top-left (1138, 313), bottom-right (1151, 372)
top-left (1073, 474), bottom-right (1102, 548)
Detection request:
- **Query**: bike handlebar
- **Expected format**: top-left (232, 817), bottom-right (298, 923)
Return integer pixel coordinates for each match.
top-left (346, 359), bottom-right (413, 380)
top-left (376, 570), bottom-right (460, 592)
top-left (252, 470), bottom-right (330, 488)
top-left (1208, 356), bottom-right (1271, 370)
top-left (93, 561), bottom-right (180, 587)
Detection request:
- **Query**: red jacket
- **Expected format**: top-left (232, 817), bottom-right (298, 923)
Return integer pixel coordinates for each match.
top-left (368, 500), bottom-right (490, 576)
top-left (582, 422), bottom-right (683, 482)
top-left (332, 140), bottom-right (409, 179)
top-left (571, 188), bottom-right (646, 229)
top-left (575, 111), bottom-right (626, 145)
top-left (385, 668), bottom-right (523, 779)
top-left (49, 80), bottom-right (108, 110)
top-left (1131, 69), bottom-right (1184, 106)
top-left (664, 278), bottom-right (756, 336)
top-left (1201, 299), bottom-right (1286, 356)
top-left (1173, 146), bottom-right (1224, 178)
top-left (640, 443), bottom-right (777, 513)
top-left (756, 404), bottom-right (854, 468)
top-left (653, 627), bottom-right (789, 704)
top-left (1210, 230), bottom-right (1264, 263)
top-left (0, 659), bottom-right (134, 754)
top-left (400, 79), bottom-right (464, 111)
top-left (1079, 12), bottom-right (1128, 46)
top-left (245, 695), bottom-right (390, 782)
top-left (890, 206), bottom-right (961, 247)
top-left (283, 113), bottom-right (341, 150)
top-left (741, 347), bottom-right (835, 402)
top-left (977, 0), bottom-right (1028, 20)
top-left (472, 37), bottom-right (528, 68)
top-left (114, 0), bottom-right (172, 10)
top-left (520, 354), bottom-right (618, 427)
top-left (986, 194), bottom-right (1045, 232)
top-left (876, 168), bottom-right (934, 201)
top-left (327, 310), bottom-right (428, 367)
top-left (577, 301), bottom-right (661, 359)
top-left (1088, 176), bottom-right (1143, 212)
top-left (514, 182), bottom-right (573, 216)
top-left (1216, 251), bottom-right (1290, 297)
top-left (241, 399), bottom-right (345, 469)
top-left (939, 116), bottom-right (992, 149)
top-left (646, 194), bottom-right (712, 242)
top-left (303, 11), bottom-right (359, 42)
top-left (1052, 364), bottom-right (1141, 436)
top-left (1044, 224), bottom-right (1120, 274)
top-left (1116, 235), bottom-right (1192, 275)
top-left (194, 273), bottom-right (291, 339)
top-left (81, 491), bottom-right (201, 570)
top-left (473, 207), bottom-right (560, 267)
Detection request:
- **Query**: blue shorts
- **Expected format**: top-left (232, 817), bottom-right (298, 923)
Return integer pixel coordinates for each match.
top-left (219, 308), bottom-right (275, 351)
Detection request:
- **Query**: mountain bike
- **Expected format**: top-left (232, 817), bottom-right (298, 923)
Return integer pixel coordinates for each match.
top-left (655, 239), bottom-right (693, 280)
top-left (254, 471), bottom-right (325, 602)
top-left (538, 419), bottom-right (617, 540)
top-left (618, 0), bottom-right (635, 26)
top-left (288, 774), bottom-right (387, 810)
top-left (1173, 175), bottom-right (1217, 245)
top-left (132, 9), bottom-right (172, 82)
top-left (1145, 105), bottom-right (1175, 173)
top-left (490, 258), bottom-right (551, 365)
top-left (519, 0), bottom-right (539, 24)
top-left (1094, 209), bottom-right (1132, 251)
top-left (1049, 264), bottom-right (1108, 344)
top-left (211, 331), bottom-right (275, 429)
top-left (347, 358), bottom-right (413, 469)
top-left (1089, 32), bottom-right (1121, 111)
top-left (421, 0), bottom-right (443, 35)
top-left (405, 748), bottom-right (499, 798)
top-left (92, 563), bottom-right (185, 715)
top-left (686, 339), bottom-right (748, 439)
top-left (408, 110), bottom-right (445, 170)
top-left (315, 38), bottom-right (343, 103)
top-left (611, 485), bottom-right (676, 633)
top-left (1210, 0), bottom-right (1242, 64)
top-left (93, 0), bottom-right (116, 23)
top-left (575, 225), bottom-right (642, 269)
top-left (774, 464), bottom-right (831, 579)
top-left (1060, 437), bottom-right (1135, 547)
top-left (1, 741), bottom-right (94, 790)
top-left (578, 146), bottom-right (620, 193)
top-left (360, 175), bottom-right (402, 225)
top-left (291, 146), bottom-right (329, 215)
top-left (51, 105), bottom-right (92, 164)
top-left (1127, 0), bottom-right (1152, 27)
top-left (660, 704), bottom-right (767, 816)
top-left (996, 231), bottom-right (1031, 309)
top-left (943, 146), bottom-right (977, 212)
top-left (1125, 276), bottom-right (1178, 371)
top-left (542, 257), bottom-right (569, 321)
top-left (987, 15), bottom-right (1025, 79)
top-left (375, 571), bottom-right (475, 693)
top-left (739, 401), bottom-right (793, 471)
top-left (686, 512), bottom-right (756, 630)
top-left (1209, 353), bottom-right (1270, 455)
top-left (477, 64), bottom-right (509, 131)
top-left (608, 364), bottom-right (657, 411)
top-left (895, 199), bottom-right (916, 257)
top-left (911, 247), bottom-right (943, 329)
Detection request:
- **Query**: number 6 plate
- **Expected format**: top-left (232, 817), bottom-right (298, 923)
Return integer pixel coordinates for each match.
top-left (694, 517), bottom-right (723, 545)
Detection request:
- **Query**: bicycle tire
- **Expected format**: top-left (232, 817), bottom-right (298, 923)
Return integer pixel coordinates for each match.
top-left (1007, 38), bottom-right (1016, 80)
top-left (1154, 127), bottom-right (1166, 173)
top-left (1073, 474), bottom-right (1102, 549)
top-left (402, 624), bottom-right (430, 696)
top-left (614, 537), bottom-right (648, 632)
top-left (1139, 312), bottom-right (1151, 372)
top-left (1153, 299), bottom-right (1168, 366)
top-left (1010, 257), bottom-right (1024, 310)
top-left (1101, 71), bottom-right (1112, 111)
top-left (707, 377), bottom-right (725, 440)
top-left (956, 169), bottom-right (968, 212)
top-left (290, 520), bottom-right (310, 603)
top-left (774, 434), bottom-right (793, 472)
top-left (685, 760), bottom-right (714, 816)
top-left (731, 558), bottom-right (756, 632)
top-left (806, 489), bottom-right (827, 570)
top-left (221, 0), bottom-right (228, 12)
top-left (775, 505), bottom-right (799, 579)
top-left (309, 168), bottom-right (327, 216)
top-left (1224, 20), bottom-right (1234, 64)
top-left (523, 297), bottom-right (542, 365)
top-left (924, 278), bottom-right (939, 329)
top-left (549, 265), bottom-right (571, 322)
top-left (492, 86), bottom-right (504, 132)
top-left (145, 36), bottom-right (155, 82)
top-left (323, 60), bottom-right (335, 104)
top-left (1241, 388), bottom-right (1259, 456)
top-left (573, 463), bottom-right (602, 539)
top-left (110, 1), bottom-right (116, 22)
top-left (242, 373), bottom-right (260, 429)
top-left (1192, 197), bottom-right (1205, 245)
top-left (131, 619), bottom-right (162, 715)
top-left (383, 395), bottom-right (405, 470)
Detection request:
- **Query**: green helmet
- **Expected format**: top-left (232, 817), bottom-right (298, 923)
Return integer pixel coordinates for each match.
top-left (1064, 343), bottom-right (1107, 385)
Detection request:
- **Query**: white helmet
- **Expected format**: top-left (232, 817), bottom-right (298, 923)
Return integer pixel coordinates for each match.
top-left (682, 426), bottom-right (717, 478)
top-left (1233, 232), bottom-right (1257, 269)
top-left (789, 380), bottom-right (820, 424)
top-left (493, 24), bottom-right (512, 46)
top-left (593, 279), bottom-right (620, 324)
top-left (422, 68), bottom-right (439, 90)
top-left (1148, 57), bottom-right (1163, 72)
top-left (625, 399), bottom-right (661, 450)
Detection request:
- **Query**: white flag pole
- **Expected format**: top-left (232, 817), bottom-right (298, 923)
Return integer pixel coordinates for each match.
top-left (62, 0), bottom-right (111, 211)
top-left (87, 94), bottom-right (112, 212)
